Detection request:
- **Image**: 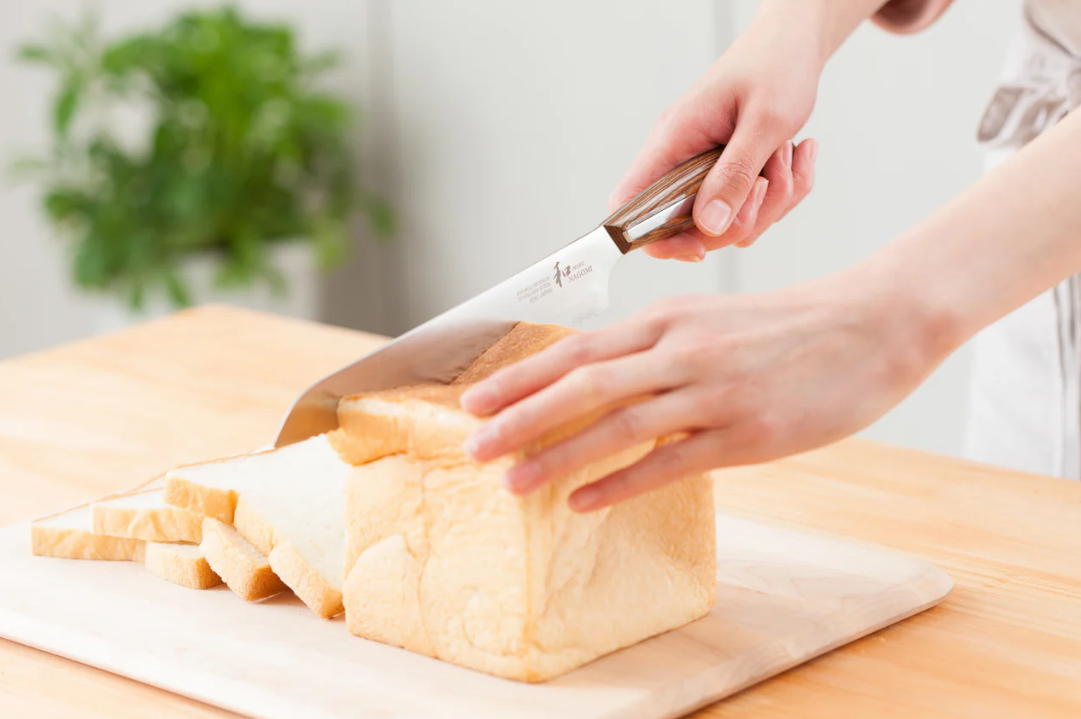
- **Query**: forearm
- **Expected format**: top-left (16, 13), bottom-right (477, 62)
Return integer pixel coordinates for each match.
top-left (753, 0), bottom-right (889, 65)
top-left (871, 108), bottom-right (1081, 358)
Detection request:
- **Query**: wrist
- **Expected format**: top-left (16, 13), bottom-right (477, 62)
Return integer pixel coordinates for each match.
top-left (848, 249), bottom-right (970, 379)
top-left (755, 0), bottom-right (888, 64)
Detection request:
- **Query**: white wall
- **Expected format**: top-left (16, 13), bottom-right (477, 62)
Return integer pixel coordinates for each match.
top-left (0, 1), bottom-right (1028, 459)
top-left (373, 0), bottom-right (732, 333)
top-left (732, 0), bottom-right (1023, 456)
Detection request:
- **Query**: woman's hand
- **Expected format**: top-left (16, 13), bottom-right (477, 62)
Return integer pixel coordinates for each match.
top-left (460, 267), bottom-right (948, 512)
top-left (616, 2), bottom-right (824, 262)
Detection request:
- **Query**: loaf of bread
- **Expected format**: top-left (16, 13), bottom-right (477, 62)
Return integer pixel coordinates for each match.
top-left (336, 323), bottom-right (717, 682)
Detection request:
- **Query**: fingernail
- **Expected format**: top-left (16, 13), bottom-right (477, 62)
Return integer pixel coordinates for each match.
top-left (460, 385), bottom-right (497, 414)
top-left (783, 141), bottom-right (794, 168)
top-left (754, 178), bottom-right (769, 205)
top-left (673, 254), bottom-right (704, 263)
top-left (569, 485), bottom-right (601, 512)
top-left (464, 424), bottom-right (498, 459)
top-left (505, 462), bottom-right (541, 493)
top-left (808, 139), bottom-right (819, 164)
top-left (699, 199), bottom-right (732, 236)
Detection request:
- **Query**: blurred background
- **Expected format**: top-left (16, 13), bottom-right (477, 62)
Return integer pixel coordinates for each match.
top-left (0, 0), bottom-right (1021, 458)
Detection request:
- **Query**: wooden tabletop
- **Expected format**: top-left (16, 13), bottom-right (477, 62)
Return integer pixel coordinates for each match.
top-left (1, 306), bottom-right (1078, 718)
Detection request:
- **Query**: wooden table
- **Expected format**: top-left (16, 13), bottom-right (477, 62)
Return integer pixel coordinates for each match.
top-left (1, 306), bottom-right (1079, 718)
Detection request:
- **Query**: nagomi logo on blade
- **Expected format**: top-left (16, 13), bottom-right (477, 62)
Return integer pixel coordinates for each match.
top-left (553, 261), bottom-right (590, 289)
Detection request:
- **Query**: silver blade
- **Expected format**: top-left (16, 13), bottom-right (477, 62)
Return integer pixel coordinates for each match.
top-left (274, 227), bottom-right (623, 446)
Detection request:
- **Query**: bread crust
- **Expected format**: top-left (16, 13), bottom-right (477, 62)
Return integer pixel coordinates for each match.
top-left (200, 518), bottom-right (286, 602)
top-left (92, 490), bottom-right (203, 543)
top-left (233, 494), bottom-right (344, 618)
top-left (143, 542), bottom-right (222, 590)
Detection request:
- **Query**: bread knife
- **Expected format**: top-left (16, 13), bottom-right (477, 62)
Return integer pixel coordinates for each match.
top-left (275, 146), bottom-right (727, 447)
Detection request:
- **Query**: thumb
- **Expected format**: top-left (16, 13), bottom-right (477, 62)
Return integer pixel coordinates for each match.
top-left (693, 124), bottom-right (776, 237)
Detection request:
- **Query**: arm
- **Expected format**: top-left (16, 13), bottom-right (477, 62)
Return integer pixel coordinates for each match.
top-left (460, 107), bottom-right (1081, 511)
top-left (622, 0), bottom-right (913, 261)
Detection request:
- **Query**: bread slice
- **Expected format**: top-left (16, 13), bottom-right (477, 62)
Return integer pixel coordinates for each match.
top-left (338, 322), bottom-right (717, 682)
top-left (92, 488), bottom-right (202, 543)
top-left (32, 505), bottom-right (144, 562)
top-left (33, 503), bottom-right (222, 590)
top-left (200, 518), bottom-right (287, 602)
top-left (144, 541), bottom-right (221, 590)
top-left (165, 435), bottom-right (354, 617)
top-left (163, 449), bottom-right (273, 523)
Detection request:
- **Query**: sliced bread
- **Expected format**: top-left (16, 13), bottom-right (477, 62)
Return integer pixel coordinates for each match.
top-left (33, 503), bottom-right (222, 590)
top-left (166, 434), bottom-right (354, 616)
top-left (92, 488), bottom-right (203, 543)
top-left (200, 518), bottom-right (286, 602)
top-left (144, 542), bottom-right (222, 590)
top-left (32, 505), bottom-right (144, 562)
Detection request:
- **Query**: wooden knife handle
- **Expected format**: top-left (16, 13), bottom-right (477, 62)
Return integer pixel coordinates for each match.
top-left (602, 146), bottom-right (725, 253)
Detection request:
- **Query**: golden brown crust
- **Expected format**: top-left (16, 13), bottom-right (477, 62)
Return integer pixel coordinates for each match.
top-left (31, 525), bottom-right (143, 561)
top-left (143, 542), bottom-right (222, 590)
top-left (200, 518), bottom-right (286, 602)
top-left (268, 544), bottom-right (343, 619)
top-left (234, 494), bottom-right (343, 618)
top-left (92, 496), bottom-right (203, 543)
top-left (452, 322), bottom-right (576, 385)
top-left (163, 477), bottom-right (238, 524)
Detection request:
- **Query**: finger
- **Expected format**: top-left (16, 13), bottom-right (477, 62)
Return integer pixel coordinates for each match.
top-left (465, 350), bottom-right (683, 463)
top-left (608, 106), bottom-right (728, 212)
top-left (568, 429), bottom-right (729, 512)
top-left (460, 320), bottom-right (663, 417)
top-left (736, 141), bottom-right (795, 248)
top-left (778, 138), bottom-right (817, 221)
top-left (503, 389), bottom-right (704, 495)
top-left (692, 114), bottom-right (784, 237)
top-left (642, 233), bottom-right (707, 262)
top-left (700, 176), bottom-right (768, 250)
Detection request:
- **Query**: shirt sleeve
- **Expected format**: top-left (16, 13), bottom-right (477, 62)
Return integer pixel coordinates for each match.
top-left (872, 0), bottom-right (955, 34)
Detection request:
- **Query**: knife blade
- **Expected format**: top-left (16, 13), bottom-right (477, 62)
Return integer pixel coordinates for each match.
top-left (274, 146), bottom-right (726, 447)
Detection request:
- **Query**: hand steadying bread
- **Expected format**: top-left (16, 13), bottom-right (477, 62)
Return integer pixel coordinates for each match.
top-left (30, 322), bottom-right (717, 683)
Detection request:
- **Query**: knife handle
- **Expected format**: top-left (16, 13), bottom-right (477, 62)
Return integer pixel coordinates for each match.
top-left (602, 146), bottom-right (726, 253)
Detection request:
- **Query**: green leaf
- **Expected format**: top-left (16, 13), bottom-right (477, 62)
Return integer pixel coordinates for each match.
top-left (127, 278), bottom-right (146, 312)
top-left (7, 156), bottom-right (51, 179)
top-left (164, 270), bottom-right (192, 308)
top-left (298, 49), bottom-right (340, 77)
top-left (53, 79), bottom-right (80, 136)
top-left (16, 43), bottom-right (53, 65)
top-left (364, 195), bottom-right (395, 238)
top-left (43, 189), bottom-right (92, 222)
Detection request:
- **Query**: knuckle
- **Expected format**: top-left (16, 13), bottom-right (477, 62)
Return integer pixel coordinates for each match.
top-left (655, 443), bottom-right (687, 474)
top-left (610, 408), bottom-right (648, 443)
top-left (566, 365), bottom-right (596, 394)
top-left (751, 102), bottom-right (793, 134)
top-left (668, 340), bottom-right (709, 370)
top-left (711, 157), bottom-right (758, 193)
top-left (562, 336), bottom-right (595, 366)
top-left (638, 297), bottom-right (682, 330)
top-left (744, 411), bottom-right (784, 444)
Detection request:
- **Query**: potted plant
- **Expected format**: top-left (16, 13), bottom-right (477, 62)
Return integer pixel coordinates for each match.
top-left (13, 7), bottom-right (391, 332)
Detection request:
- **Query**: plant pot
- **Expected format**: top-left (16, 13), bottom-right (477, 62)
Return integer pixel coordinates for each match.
top-left (85, 241), bottom-right (321, 335)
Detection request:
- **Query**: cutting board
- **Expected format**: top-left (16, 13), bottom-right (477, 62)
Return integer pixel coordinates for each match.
top-left (0, 513), bottom-right (951, 719)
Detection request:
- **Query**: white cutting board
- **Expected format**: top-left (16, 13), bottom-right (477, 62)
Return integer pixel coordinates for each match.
top-left (0, 514), bottom-right (951, 719)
